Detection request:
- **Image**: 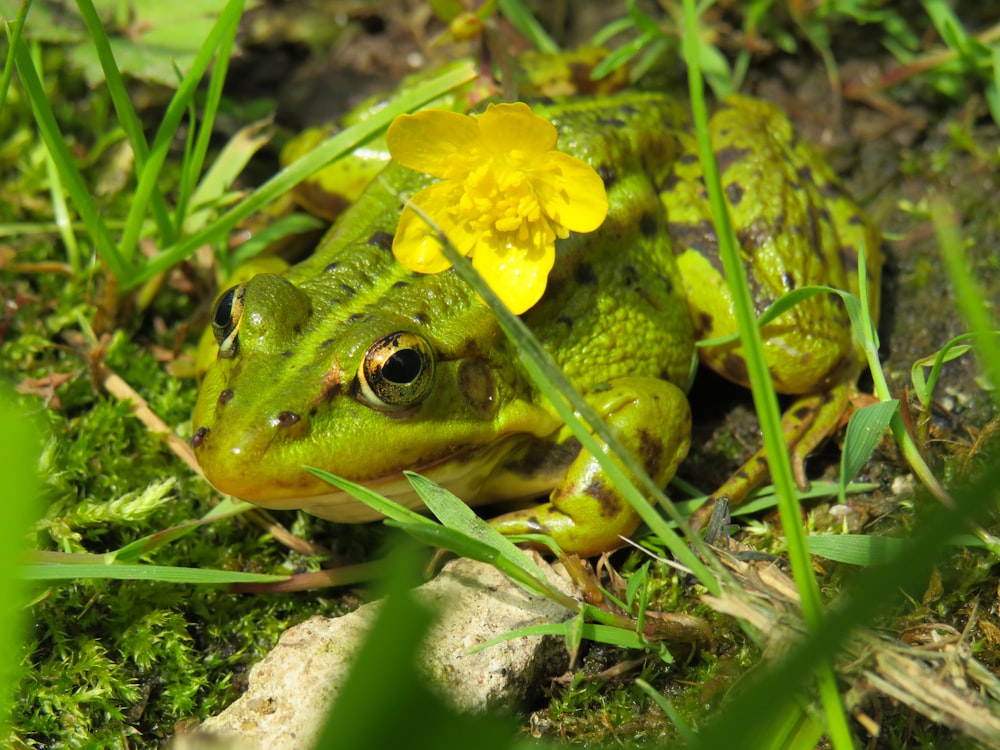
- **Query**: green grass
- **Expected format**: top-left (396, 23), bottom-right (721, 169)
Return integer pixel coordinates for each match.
top-left (2, 1), bottom-right (1000, 747)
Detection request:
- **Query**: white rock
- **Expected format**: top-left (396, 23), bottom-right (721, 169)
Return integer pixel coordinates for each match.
top-left (184, 557), bottom-right (576, 750)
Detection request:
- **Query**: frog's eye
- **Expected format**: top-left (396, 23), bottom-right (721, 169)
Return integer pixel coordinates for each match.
top-left (211, 284), bottom-right (246, 359)
top-left (356, 332), bottom-right (435, 411)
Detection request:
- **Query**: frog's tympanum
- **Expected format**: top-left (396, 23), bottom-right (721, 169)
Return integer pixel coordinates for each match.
top-left (192, 93), bottom-right (880, 556)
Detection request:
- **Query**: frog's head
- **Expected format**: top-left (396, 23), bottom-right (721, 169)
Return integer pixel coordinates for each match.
top-left (191, 271), bottom-right (557, 521)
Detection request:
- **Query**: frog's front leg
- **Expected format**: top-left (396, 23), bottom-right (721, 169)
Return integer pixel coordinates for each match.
top-left (491, 377), bottom-right (691, 557)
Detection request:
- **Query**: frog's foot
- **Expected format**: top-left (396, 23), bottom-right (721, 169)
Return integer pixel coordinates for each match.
top-left (491, 377), bottom-right (691, 557)
top-left (691, 383), bottom-right (853, 532)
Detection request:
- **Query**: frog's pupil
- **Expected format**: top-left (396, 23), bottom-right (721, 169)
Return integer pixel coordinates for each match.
top-left (382, 349), bottom-right (423, 384)
top-left (213, 288), bottom-right (236, 330)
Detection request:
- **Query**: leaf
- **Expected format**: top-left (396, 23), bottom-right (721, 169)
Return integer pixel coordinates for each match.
top-left (806, 534), bottom-right (906, 566)
top-left (66, 0), bottom-right (244, 87)
top-left (405, 472), bottom-right (552, 593)
top-left (839, 400), bottom-right (898, 503)
top-left (307, 469), bottom-right (568, 604)
top-left (910, 336), bottom-right (975, 407)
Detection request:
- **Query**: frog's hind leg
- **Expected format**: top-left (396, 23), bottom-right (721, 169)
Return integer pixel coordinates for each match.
top-left (691, 382), bottom-right (853, 530)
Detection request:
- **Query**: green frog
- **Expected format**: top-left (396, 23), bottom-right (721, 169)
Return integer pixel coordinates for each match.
top-left (191, 91), bottom-right (880, 556)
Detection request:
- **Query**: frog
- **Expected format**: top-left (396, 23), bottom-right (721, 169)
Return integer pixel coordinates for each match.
top-left (191, 91), bottom-right (880, 557)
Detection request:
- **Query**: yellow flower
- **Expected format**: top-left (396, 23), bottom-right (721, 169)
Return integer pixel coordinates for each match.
top-left (385, 102), bottom-right (609, 314)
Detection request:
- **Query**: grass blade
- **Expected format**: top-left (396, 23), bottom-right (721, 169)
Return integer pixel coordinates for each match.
top-left (117, 0), bottom-right (244, 268)
top-left (10, 30), bottom-right (125, 277)
top-left (681, 0), bottom-right (850, 744)
top-left (24, 556), bottom-right (287, 584)
top-left (74, 0), bottom-right (174, 242)
top-left (933, 195), bottom-right (1000, 408)
top-left (0, 387), bottom-right (41, 738)
top-left (127, 61), bottom-right (478, 288)
top-left (173, 0), bottom-right (238, 233)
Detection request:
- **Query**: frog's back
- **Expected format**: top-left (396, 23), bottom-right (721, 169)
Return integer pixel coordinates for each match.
top-left (524, 94), bottom-right (699, 394)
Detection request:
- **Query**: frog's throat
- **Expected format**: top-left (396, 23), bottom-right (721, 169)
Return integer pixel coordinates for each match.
top-left (229, 435), bottom-right (562, 524)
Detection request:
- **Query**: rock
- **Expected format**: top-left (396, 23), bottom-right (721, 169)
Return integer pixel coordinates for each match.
top-left (183, 557), bottom-right (576, 750)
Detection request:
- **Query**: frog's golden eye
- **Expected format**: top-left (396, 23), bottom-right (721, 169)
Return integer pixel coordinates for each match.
top-left (211, 284), bottom-right (246, 359)
top-left (356, 332), bottom-right (435, 411)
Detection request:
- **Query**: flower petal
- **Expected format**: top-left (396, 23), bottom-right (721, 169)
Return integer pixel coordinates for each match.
top-left (386, 110), bottom-right (482, 179)
top-left (393, 182), bottom-right (478, 273)
top-left (472, 226), bottom-right (555, 314)
top-left (477, 102), bottom-right (557, 157)
top-left (532, 151), bottom-right (609, 234)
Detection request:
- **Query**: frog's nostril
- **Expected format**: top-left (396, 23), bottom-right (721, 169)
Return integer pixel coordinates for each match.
top-left (191, 427), bottom-right (210, 448)
top-left (272, 411), bottom-right (301, 428)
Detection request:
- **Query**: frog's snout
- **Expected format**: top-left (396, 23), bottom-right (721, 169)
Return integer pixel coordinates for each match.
top-left (190, 406), bottom-right (319, 501)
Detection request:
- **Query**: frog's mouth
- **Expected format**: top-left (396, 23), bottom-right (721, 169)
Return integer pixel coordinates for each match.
top-left (206, 436), bottom-right (560, 524)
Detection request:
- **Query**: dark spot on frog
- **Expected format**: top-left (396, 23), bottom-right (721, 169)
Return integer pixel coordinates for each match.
top-left (792, 404), bottom-right (814, 421)
top-left (365, 231), bottom-right (394, 251)
top-left (540, 276), bottom-right (565, 302)
top-left (346, 313), bottom-right (362, 324)
top-left (638, 429), bottom-right (664, 478)
top-left (393, 280), bottom-right (408, 289)
top-left (191, 426), bottom-right (210, 448)
top-left (557, 315), bottom-right (573, 329)
top-left (506, 437), bottom-right (580, 481)
top-left (725, 182), bottom-right (745, 206)
top-left (597, 164), bottom-right (617, 188)
top-left (219, 389), bottom-right (234, 405)
top-left (413, 312), bottom-right (429, 325)
top-left (715, 146), bottom-right (752, 174)
top-left (696, 311), bottom-right (714, 335)
top-left (339, 283), bottom-right (356, 297)
top-left (679, 153), bottom-right (698, 166)
top-left (623, 265), bottom-right (639, 288)
top-left (597, 117), bottom-right (626, 128)
top-left (308, 406), bottom-right (317, 417)
top-left (806, 205), bottom-right (828, 264)
top-left (457, 337), bottom-right (481, 359)
top-left (574, 263), bottom-right (598, 285)
top-left (639, 211), bottom-right (659, 238)
top-left (796, 165), bottom-right (813, 185)
top-left (736, 219), bottom-right (771, 256)
top-left (325, 261), bottom-right (339, 272)
top-left (458, 359), bottom-right (497, 415)
top-left (847, 214), bottom-right (864, 225)
top-left (819, 181), bottom-right (845, 200)
top-left (839, 245), bottom-right (859, 272)
top-left (319, 338), bottom-right (334, 348)
top-left (668, 219), bottom-right (719, 260)
top-left (782, 271), bottom-right (796, 290)
top-left (272, 411), bottom-right (301, 428)
top-left (620, 103), bottom-right (638, 116)
top-left (281, 350), bottom-right (293, 358)
top-left (658, 172), bottom-right (680, 193)
top-left (573, 478), bottom-right (622, 518)
top-left (721, 352), bottom-right (749, 384)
